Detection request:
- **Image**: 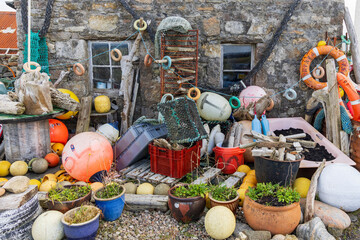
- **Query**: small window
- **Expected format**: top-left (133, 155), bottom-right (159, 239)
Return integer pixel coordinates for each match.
top-left (89, 41), bottom-right (130, 90)
top-left (221, 44), bottom-right (254, 88)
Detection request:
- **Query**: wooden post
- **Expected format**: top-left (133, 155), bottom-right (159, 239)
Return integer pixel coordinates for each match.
top-left (326, 59), bottom-right (341, 148)
top-left (120, 23), bottom-right (143, 135)
top-left (344, 7), bottom-right (360, 84)
top-left (75, 96), bottom-right (92, 134)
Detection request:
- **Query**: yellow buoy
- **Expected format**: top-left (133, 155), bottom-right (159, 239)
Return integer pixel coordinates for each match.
top-left (317, 41), bottom-right (327, 47)
top-left (0, 160), bottom-right (11, 177)
top-left (94, 95), bottom-right (111, 113)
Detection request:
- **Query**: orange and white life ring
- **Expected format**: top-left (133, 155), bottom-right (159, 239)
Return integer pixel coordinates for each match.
top-left (300, 45), bottom-right (349, 90)
top-left (337, 73), bottom-right (360, 121)
top-left (73, 63), bottom-right (85, 76)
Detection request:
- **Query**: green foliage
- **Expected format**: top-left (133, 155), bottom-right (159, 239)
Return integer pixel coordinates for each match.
top-left (95, 182), bottom-right (123, 199)
top-left (182, 173), bottom-right (198, 184)
top-left (173, 184), bottom-right (208, 198)
top-left (64, 205), bottom-right (100, 224)
top-left (246, 182), bottom-right (300, 206)
top-left (210, 184), bottom-right (237, 202)
top-left (48, 185), bottom-right (91, 203)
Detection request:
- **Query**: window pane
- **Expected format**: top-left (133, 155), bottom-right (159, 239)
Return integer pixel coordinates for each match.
top-left (110, 43), bottom-right (129, 66)
top-left (223, 72), bottom-right (249, 89)
top-left (223, 45), bottom-right (251, 70)
top-left (92, 43), bottom-right (109, 65)
top-left (93, 67), bottom-right (110, 81)
top-left (112, 67), bottom-right (122, 89)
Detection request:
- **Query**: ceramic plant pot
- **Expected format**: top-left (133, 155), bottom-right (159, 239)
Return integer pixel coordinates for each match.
top-left (61, 205), bottom-right (101, 240)
top-left (93, 185), bottom-right (125, 221)
top-left (209, 192), bottom-right (239, 214)
top-left (47, 185), bottom-right (92, 213)
top-left (168, 185), bottom-right (206, 223)
top-left (243, 195), bottom-right (301, 235)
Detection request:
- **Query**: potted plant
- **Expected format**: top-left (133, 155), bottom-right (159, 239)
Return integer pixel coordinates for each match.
top-left (47, 184), bottom-right (92, 213)
top-left (61, 205), bottom-right (101, 240)
top-left (209, 184), bottom-right (239, 214)
top-left (168, 183), bottom-right (208, 223)
top-left (93, 182), bottom-right (125, 221)
top-left (243, 182), bottom-right (301, 235)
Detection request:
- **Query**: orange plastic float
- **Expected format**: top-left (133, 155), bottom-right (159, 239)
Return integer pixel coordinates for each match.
top-left (144, 54), bottom-right (153, 67)
top-left (62, 132), bottom-right (113, 182)
top-left (300, 45), bottom-right (349, 90)
top-left (337, 73), bottom-right (360, 121)
top-left (49, 119), bottom-right (69, 144)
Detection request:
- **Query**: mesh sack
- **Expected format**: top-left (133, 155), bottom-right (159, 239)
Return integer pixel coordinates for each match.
top-left (157, 97), bottom-right (207, 143)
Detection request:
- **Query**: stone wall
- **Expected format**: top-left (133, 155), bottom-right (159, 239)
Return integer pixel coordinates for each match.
top-left (13, 0), bottom-right (345, 119)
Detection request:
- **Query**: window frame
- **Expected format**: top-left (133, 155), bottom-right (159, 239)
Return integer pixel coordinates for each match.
top-left (88, 41), bottom-right (131, 91)
top-left (220, 44), bottom-right (255, 88)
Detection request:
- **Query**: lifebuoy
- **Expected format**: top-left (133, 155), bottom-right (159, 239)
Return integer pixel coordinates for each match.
top-left (300, 45), bottom-right (349, 90)
top-left (73, 63), bottom-right (85, 76)
top-left (111, 49), bottom-right (122, 62)
top-left (337, 73), bottom-right (360, 121)
top-left (144, 54), bottom-right (153, 67)
top-left (187, 87), bottom-right (201, 101)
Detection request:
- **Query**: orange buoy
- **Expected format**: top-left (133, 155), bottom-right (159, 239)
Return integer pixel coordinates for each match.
top-left (337, 73), bottom-right (360, 121)
top-left (300, 45), bottom-right (349, 90)
top-left (49, 119), bottom-right (69, 144)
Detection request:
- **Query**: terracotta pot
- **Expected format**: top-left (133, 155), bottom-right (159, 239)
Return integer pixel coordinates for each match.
top-left (243, 195), bottom-right (301, 235)
top-left (209, 192), bottom-right (239, 214)
top-left (168, 185), bottom-right (206, 223)
top-left (47, 185), bottom-right (92, 213)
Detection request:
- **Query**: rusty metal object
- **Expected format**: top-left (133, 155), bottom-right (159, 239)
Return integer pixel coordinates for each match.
top-left (350, 120), bottom-right (360, 170)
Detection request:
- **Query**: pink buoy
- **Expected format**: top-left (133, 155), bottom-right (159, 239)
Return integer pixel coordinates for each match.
top-left (239, 86), bottom-right (267, 108)
top-left (62, 132), bottom-right (113, 182)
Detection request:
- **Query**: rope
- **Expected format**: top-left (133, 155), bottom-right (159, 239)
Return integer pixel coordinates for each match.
top-left (117, 0), bottom-right (155, 43)
top-left (230, 0), bottom-right (302, 92)
top-left (21, 0), bottom-right (55, 37)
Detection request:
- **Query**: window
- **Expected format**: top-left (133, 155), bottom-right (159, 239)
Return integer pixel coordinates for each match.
top-left (89, 41), bottom-right (130, 90)
top-left (221, 44), bottom-right (254, 88)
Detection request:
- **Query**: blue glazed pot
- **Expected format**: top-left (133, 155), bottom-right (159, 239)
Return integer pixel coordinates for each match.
top-left (61, 205), bottom-right (101, 240)
top-left (94, 185), bottom-right (125, 221)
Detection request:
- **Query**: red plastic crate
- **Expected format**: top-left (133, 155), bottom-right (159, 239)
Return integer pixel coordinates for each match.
top-left (149, 141), bottom-right (202, 178)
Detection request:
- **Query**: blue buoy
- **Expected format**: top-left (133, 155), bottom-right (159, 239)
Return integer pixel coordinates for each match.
top-left (252, 115), bottom-right (262, 141)
top-left (261, 115), bottom-right (270, 136)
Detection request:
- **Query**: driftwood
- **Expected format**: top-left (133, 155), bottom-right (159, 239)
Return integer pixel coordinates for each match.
top-left (75, 96), bottom-right (92, 134)
top-left (49, 86), bottom-right (80, 112)
top-left (0, 93), bottom-right (25, 115)
top-left (233, 123), bottom-right (243, 147)
top-left (53, 70), bottom-right (70, 87)
top-left (304, 159), bottom-right (326, 222)
top-left (0, 185), bottom-right (37, 210)
top-left (120, 23), bottom-right (143, 135)
top-left (250, 131), bottom-right (317, 148)
top-left (278, 134), bottom-right (286, 161)
top-left (344, 7), bottom-right (360, 84)
top-left (124, 194), bottom-right (169, 212)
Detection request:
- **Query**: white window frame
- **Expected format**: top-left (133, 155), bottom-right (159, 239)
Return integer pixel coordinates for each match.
top-left (220, 44), bottom-right (255, 88)
top-left (88, 41), bottom-right (131, 91)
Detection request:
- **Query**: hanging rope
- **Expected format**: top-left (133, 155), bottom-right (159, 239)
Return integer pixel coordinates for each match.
top-left (230, 0), bottom-right (302, 93)
top-left (21, 0), bottom-right (55, 37)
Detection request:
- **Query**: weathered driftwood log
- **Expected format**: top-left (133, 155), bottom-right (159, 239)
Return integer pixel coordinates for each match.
top-left (124, 194), bottom-right (169, 212)
top-left (296, 217), bottom-right (335, 240)
top-left (0, 93), bottom-right (25, 115)
top-left (49, 85), bottom-right (80, 112)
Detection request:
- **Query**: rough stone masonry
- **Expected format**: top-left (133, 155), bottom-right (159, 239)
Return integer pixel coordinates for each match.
top-left (13, 0), bottom-right (344, 119)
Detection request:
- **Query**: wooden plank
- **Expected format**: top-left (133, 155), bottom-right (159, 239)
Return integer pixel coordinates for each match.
top-left (75, 96), bottom-right (92, 134)
top-left (224, 176), bottom-right (241, 188)
top-left (148, 173), bottom-right (167, 183)
top-left (129, 68), bottom-right (140, 125)
top-left (126, 162), bottom-right (151, 178)
top-left (278, 134), bottom-right (286, 161)
top-left (344, 7), bottom-right (360, 84)
top-left (326, 59), bottom-right (341, 148)
top-left (124, 194), bottom-right (168, 212)
top-left (192, 168), bottom-right (221, 185)
top-left (340, 131), bottom-right (350, 156)
top-left (0, 185), bottom-right (37, 210)
top-left (232, 171), bottom-right (246, 179)
top-left (118, 159), bottom-right (148, 175)
top-left (137, 168), bottom-right (156, 180)
top-left (161, 176), bottom-right (179, 185)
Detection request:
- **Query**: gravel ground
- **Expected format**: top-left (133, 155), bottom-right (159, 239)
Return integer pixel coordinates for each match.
top-left (96, 208), bottom-right (245, 240)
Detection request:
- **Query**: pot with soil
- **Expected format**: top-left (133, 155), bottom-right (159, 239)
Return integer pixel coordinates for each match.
top-left (254, 155), bottom-right (303, 187)
top-left (168, 184), bottom-right (208, 223)
top-left (47, 184), bottom-right (92, 213)
top-left (61, 205), bottom-right (101, 240)
top-left (243, 182), bottom-right (301, 235)
top-left (209, 184), bottom-right (239, 214)
top-left (93, 182), bottom-right (125, 221)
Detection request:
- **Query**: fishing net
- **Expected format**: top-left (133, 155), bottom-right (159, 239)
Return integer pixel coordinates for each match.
top-left (157, 97), bottom-right (207, 143)
top-left (23, 31), bottom-right (49, 74)
top-left (314, 105), bottom-right (353, 134)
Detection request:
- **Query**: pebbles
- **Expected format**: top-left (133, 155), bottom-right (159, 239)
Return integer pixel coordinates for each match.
top-left (96, 209), bottom-right (242, 240)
